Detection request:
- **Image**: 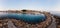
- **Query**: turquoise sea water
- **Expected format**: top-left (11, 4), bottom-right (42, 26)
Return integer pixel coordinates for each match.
top-left (0, 13), bottom-right (46, 24)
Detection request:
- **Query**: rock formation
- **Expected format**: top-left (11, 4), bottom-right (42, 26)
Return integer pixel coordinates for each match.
top-left (0, 10), bottom-right (56, 28)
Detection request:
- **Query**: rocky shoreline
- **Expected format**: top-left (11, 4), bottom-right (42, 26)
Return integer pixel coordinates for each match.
top-left (53, 15), bottom-right (60, 28)
top-left (0, 10), bottom-right (56, 28)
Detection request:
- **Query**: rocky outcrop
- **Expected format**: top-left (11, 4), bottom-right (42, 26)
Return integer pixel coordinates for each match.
top-left (53, 15), bottom-right (60, 28)
top-left (0, 10), bottom-right (55, 28)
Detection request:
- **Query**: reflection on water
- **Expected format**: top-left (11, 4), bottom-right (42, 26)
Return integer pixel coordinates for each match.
top-left (0, 13), bottom-right (46, 24)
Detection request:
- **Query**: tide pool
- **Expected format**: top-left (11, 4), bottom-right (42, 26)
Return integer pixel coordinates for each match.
top-left (0, 13), bottom-right (46, 24)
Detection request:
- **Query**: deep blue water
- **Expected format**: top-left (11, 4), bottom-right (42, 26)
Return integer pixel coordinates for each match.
top-left (0, 13), bottom-right (46, 24)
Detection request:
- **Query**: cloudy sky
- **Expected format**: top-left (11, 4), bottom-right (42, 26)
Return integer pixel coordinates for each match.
top-left (0, 0), bottom-right (60, 11)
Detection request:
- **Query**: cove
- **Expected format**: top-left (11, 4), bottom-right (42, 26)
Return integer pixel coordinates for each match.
top-left (0, 13), bottom-right (46, 24)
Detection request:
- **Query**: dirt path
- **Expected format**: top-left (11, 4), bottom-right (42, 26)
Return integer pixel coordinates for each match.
top-left (7, 20), bottom-right (17, 28)
top-left (48, 16), bottom-right (56, 28)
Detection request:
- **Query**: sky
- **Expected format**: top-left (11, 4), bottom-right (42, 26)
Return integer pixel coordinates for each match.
top-left (0, 0), bottom-right (60, 11)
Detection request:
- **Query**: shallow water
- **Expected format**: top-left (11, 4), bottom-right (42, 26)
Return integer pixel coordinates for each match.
top-left (0, 13), bottom-right (46, 24)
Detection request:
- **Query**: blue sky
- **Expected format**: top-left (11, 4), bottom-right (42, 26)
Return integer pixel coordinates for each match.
top-left (0, 0), bottom-right (60, 11)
